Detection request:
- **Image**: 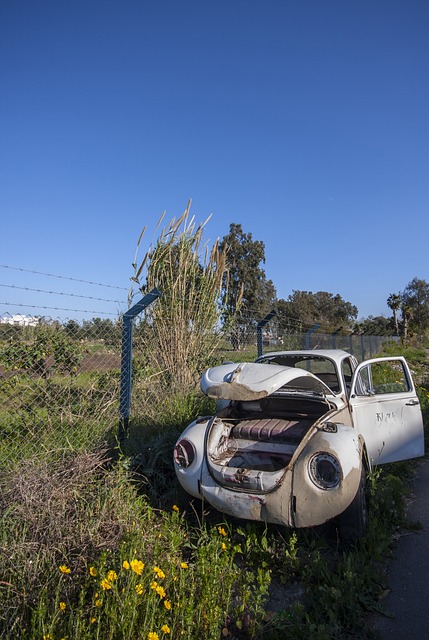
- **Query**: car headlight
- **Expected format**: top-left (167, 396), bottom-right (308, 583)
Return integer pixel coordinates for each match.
top-left (308, 453), bottom-right (342, 490)
top-left (174, 439), bottom-right (196, 468)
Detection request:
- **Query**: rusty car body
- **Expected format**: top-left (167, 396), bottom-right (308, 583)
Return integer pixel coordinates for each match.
top-left (173, 350), bottom-right (424, 540)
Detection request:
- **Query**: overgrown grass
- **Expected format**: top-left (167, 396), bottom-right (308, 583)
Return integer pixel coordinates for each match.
top-left (0, 450), bottom-right (240, 639)
top-left (2, 415), bottom-right (426, 639)
top-left (0, 369), bottom-right (119, 469)
top-left (1, 336), bottom-right (428, 638)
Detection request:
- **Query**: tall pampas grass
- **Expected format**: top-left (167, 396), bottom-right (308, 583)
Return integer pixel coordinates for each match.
top-left (130, 200), bottom-right (229, 390)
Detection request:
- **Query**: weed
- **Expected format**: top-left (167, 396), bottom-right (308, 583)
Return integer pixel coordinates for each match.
top-left (1, 259), bottom-right (428, 639)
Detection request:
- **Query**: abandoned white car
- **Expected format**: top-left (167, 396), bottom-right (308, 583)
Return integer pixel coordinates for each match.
top-left (174, 350), bottom-right (424, 540)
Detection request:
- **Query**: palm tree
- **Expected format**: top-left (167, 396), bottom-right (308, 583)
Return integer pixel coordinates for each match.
top-left (401, 303), bottom-right (413, 340)
top-left (387, 293), bottom-right (401, 336)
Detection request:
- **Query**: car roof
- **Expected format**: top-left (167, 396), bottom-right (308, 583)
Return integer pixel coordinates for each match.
top-left (258, 349), bottom-right (351, 363)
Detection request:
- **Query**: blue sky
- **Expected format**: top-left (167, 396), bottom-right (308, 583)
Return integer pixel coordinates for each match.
top-left (1, 0), bottom-right (428, 322)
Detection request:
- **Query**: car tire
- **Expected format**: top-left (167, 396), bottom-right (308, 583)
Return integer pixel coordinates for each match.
top-left (338, 465), bottom-right (367, 545)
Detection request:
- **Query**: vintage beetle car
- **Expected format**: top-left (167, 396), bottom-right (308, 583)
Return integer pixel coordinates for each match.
top-left (174, 350), bottom-right (424, 540)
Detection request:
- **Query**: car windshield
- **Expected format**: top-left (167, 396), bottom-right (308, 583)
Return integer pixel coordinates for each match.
top-left (258, 355), bottom-right (340, 393)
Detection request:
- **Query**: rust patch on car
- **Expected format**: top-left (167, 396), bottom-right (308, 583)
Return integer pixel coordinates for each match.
top-left (206, 383), bottom-right (269, 401)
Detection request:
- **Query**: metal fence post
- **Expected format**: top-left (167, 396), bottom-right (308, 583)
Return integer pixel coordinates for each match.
top-left (257, 310), bottom-right (277, 357)
top-left (331, 326), bottom-right (343, 349)
top-left (305, 324), bottom-right (321, 350)
top-left (360, 333), bottom-right (366, 361)
top-left (118, 288), bottom-right (161, 444)
top-left (349, 332), bottom-right (359, 356)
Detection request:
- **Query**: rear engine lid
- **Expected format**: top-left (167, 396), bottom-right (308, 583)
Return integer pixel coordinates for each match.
top-left (201, 362), bottom-right (332, 400)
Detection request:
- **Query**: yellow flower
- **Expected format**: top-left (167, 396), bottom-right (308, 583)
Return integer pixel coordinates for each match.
top-left (59, 564), bottom-right (71, 574)
top-left (135, 583), bottom-right (144, 595)
top-left (95, 599), bottom-right (102, 607)
top-left (161, 624), bottom-right (171, 634)
top-left (217, 526), bottom-right (227, 537)
top-left (148, 633), bottom-right (159, 640)
top-left (130, 559), bottom-right (145, 575)
top-left (172, 504), bottom-right (179, 512)
top-left (91, 617), bottom-right (97, 624)
top-left (221, 542), bottom-right (227, 551)
top-left (163, 599), bottom-right (172, 611)
top-left (122, 560), bottom-right (130, 570)
top-left (154, 566), bottom-right (166, 579)
top-left (156, 585), bottom-right (166, 598)
top-left (89, 566), bottom-right (97, 577)
top-left (43, 635), bottom-right (52, 640)
top-left (180, 562), bottom-right (188, 569)
top-left (59, 601), bottom-right (66, 611)
top-left (107, 570), bottom-right (117, 582)
top-left (100, 578), bottom-right (112, 591)
top-left (150, 580), bottom-right (158, 590)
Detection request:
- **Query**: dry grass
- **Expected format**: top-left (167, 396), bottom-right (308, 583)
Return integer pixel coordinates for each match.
top-left (0, 449), bottom-right (142, 613)
top-left (0, 445), bottom-right (243, 639)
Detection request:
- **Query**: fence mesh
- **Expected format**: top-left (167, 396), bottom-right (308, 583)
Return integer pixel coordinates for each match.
top-left (0, 316), bottom-right (122, 468)
top-left (0, 310), bottom-right (398, 469)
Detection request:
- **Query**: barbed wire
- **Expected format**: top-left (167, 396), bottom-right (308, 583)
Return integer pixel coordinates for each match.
top-left (0, 264), bottom-right (129, 291)
top-left (0, 302), bottom-right (120, 317)
top-left (0, 283), bottom-right (125, 304)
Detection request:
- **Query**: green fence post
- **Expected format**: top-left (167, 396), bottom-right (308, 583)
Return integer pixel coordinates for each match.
top-left (118, 288), bottom-right (161, 445)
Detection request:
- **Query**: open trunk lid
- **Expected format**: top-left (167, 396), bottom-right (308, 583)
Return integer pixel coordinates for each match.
top-left (201, 362), bottom-right (332, 400)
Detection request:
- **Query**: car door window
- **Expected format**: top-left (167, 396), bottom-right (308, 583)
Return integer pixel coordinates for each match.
top-left (355, 360), bottom-right (410, 396)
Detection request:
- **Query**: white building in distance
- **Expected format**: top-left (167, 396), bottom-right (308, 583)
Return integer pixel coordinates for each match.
top-left (0, 314), bottom-right (40, 327)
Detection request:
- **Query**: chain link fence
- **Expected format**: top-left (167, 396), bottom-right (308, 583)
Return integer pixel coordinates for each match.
top-left (218, 315), bottom-right (398, 362)
top-left (0, 309), bottom-right (398, 469)
top-left (0, 315), bottom-right (123, 468)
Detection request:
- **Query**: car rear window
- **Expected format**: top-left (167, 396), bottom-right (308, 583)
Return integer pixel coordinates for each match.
top-left (263, 356), bottom-right (340, 392)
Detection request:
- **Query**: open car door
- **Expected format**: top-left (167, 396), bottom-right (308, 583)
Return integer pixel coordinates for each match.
top-left (349, 357), bottom-right (424, 465)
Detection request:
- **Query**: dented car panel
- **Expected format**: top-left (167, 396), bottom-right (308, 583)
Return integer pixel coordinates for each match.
top-left (201, 361), bottom-right (332, 400)
top-left (174, 349), bottom-right (425, 538)
top-left (174, 417), bottom-right (209, 498)
top-left (200, 468), bottom-right (279, 524)
top-left (291, 425), bottom-right (363, 527)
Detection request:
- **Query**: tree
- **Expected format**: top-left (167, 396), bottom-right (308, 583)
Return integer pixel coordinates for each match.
top-left (355, 315), bottom-right (393, 336)
top-left (81, 318), bottom-right (121, 346)
top-left (276, 290), bottom-right (358, 332)
top-left (64, 319), bottom-right (81, 338)
top-left (401, 303), bottom-right (413, 340)
top-left (219, 223), bottom-right (277, 320)
top-left (387, 293), bottom-right (401, 336)
top-left (401, 277), bottom-right (429, 333)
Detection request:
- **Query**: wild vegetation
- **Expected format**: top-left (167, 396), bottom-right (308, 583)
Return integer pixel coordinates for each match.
top-left (1, 207), bottom-right (429, 638)
top-left (1, 354), bottom-right (428, 639)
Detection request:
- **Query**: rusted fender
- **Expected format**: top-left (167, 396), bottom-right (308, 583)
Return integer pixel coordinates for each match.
top-left (174, 418), bottom-right (210, 499)
top-left (291, 424), bottom-right (364, 528)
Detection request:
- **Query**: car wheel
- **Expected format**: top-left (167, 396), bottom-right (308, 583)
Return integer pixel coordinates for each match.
top-left (338, 465), bottom-right (367, 545)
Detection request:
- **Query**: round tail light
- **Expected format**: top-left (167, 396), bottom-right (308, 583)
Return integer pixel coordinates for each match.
top-left (309, 453), bottom-right (341, 489)
top-left (174, 439), bottom-right (196, 468)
